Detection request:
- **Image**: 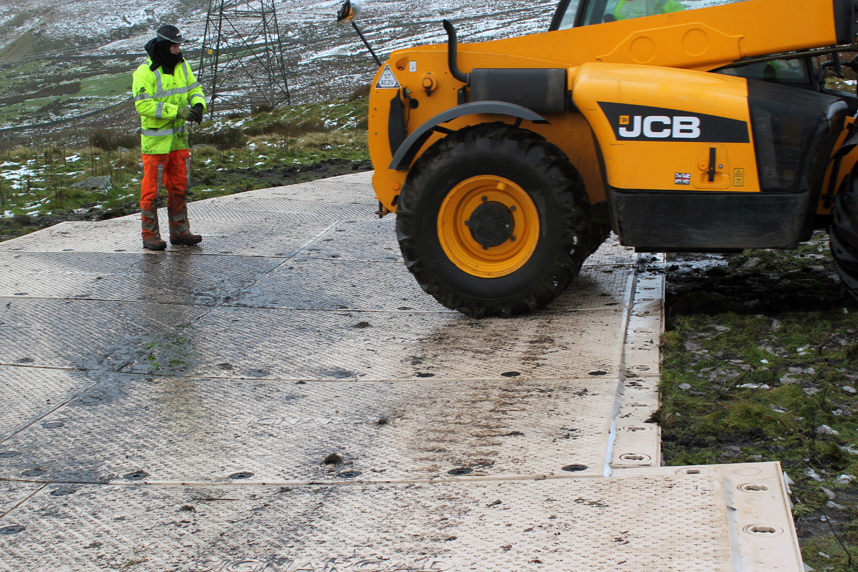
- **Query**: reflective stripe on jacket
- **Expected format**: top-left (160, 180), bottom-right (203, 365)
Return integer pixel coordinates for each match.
top-left (132, 59), bottom-right (206, 155)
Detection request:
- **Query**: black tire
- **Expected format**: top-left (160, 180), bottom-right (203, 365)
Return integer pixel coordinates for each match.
top-left (584, 222), bottom-right (611, 258)
top-left (830, 172), bottom-right (858, 298)
top-left (396, 122), bottom-right (593, 317)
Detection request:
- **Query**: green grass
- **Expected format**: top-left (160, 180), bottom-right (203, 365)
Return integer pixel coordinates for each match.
top-left (661, 239), bottom-right (858, 571)
top-left (79, 73), bottom-right (131, 99)
top-left (0, 96), bottom-right (370, 241)
top-left (0, 51), bottom-right (136, 128)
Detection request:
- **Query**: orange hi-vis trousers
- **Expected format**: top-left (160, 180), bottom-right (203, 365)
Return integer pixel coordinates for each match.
top-left (140, 149), bottom-right (192, 240)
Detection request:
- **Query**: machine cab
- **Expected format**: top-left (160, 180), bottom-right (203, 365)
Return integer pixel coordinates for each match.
top-left (550, 0), bottom-right (857, 111)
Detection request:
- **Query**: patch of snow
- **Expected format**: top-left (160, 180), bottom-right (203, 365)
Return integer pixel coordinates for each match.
top-left (804, 467), bottom-right (823, 481)
top-left (0, 166), bottom-right (40, 189)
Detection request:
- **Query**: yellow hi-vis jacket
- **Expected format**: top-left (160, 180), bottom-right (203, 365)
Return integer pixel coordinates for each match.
top-left (132, 59), bottom-right (206, 155)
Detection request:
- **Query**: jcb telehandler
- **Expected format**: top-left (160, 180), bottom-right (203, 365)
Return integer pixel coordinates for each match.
top-left (338, 0), bottom-right (858, 316)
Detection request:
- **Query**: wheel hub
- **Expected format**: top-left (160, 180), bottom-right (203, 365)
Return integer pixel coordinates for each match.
top-left (466, 201), bottom-right (514, 249)
top-left (437, 175), bottom-right (540, 278)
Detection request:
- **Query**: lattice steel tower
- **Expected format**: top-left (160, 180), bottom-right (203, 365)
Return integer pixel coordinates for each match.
top-left (199, 0), bottom-right (291, 115)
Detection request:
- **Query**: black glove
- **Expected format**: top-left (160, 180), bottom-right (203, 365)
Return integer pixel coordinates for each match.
top-left (176, 107), bottom-right (194, 121)
top-left (191, 104), bottom-right (204, 124)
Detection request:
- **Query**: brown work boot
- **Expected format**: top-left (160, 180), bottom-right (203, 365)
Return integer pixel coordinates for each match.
top-left (170, 231), bottom-right (202, 246)
top-left (143, 237), bottom-right (167, 251)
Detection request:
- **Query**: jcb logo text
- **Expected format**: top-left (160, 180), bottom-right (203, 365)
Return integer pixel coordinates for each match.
top-left (618, 115), bottom-right (701, 139)
top-left (599, 102), bottom-right (750, 143)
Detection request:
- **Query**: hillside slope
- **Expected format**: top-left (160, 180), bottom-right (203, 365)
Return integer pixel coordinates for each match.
top-left (0, 0), bottom-right (557, 136)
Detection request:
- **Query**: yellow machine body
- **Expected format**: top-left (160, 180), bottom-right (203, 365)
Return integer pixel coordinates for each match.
top-left (368, 0), bottom-right (851, 215)
top-left (352, 0), bottom-right (858, 315)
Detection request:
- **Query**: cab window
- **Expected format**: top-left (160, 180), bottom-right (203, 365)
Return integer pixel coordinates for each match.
top-left (552, 0), bottom-right (752, 29)
top-left (719, 59), bottom-right (812, 87)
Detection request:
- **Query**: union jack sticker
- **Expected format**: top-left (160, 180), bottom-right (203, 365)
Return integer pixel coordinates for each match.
top-left (674, 172), bottom-right (691, 185)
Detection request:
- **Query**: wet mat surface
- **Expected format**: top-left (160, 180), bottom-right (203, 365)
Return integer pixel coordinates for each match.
top-left (0, 374), bottom-right (617, 483)
top-left (0, 173), bottom-right (801, 571)
top-left (0, 464), bottom-right (797, 572)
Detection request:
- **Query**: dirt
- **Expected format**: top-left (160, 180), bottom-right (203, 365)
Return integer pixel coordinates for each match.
top-left (658, 236), bottom-right (858, 571)
top-left (220, 157), bottom-right (373, 189)
top-left (661, 251), bottom-right (856, 317)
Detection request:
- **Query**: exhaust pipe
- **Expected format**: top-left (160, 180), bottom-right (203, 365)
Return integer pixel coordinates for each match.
top-left (442, 20), bottom-right (469, 85)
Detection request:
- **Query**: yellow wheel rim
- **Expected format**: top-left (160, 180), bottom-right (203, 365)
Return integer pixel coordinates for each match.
top-left (437, 175), bottom-right (540, 278)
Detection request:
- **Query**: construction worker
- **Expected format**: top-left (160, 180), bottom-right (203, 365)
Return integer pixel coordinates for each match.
top-left (132, 24), bottom-right (206, 251)
top-left (614, 0), bottom-right (686, 20)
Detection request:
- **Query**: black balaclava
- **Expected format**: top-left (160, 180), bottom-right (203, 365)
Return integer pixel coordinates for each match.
top-left (144, 37), bottom-right (184, 75)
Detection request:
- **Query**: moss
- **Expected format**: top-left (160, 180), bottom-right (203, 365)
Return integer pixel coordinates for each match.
top-left (662, 240), bottom-right (858, 571)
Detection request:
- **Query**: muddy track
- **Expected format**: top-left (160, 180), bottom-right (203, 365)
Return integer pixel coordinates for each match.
top-left (662, 244), bottom-right (857, 317)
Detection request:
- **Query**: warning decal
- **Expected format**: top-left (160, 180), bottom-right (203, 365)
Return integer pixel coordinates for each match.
top-left (375, 65), bottom-right (401, 89)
